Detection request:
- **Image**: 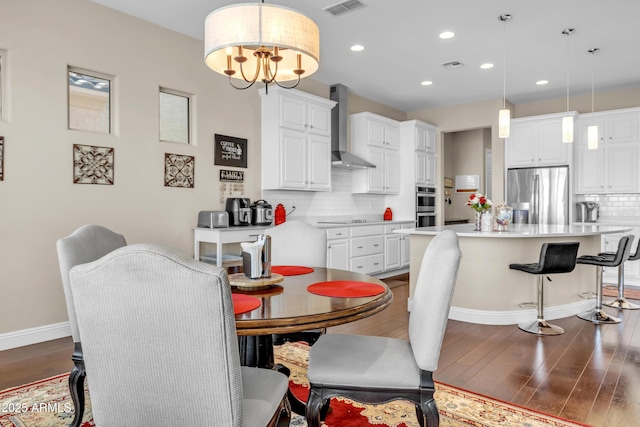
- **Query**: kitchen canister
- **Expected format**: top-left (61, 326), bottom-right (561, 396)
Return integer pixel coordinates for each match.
top-left (481, 212), bottom-right (494, 232)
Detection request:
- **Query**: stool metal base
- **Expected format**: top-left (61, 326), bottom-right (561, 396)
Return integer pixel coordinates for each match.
top-left (577, 308), bottom-right (621, 324)
top-left (518, 320), bottom-right (564, 336)
top-left (603, 298), bottom-right (640, 310)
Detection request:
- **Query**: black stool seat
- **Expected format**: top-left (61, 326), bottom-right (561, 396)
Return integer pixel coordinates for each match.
top-left (510, 242), bottom-right (580, 336)
top-left (576, 235), bottom-right (634, 324)
top-left (597, 244), bottom-right (640, 310)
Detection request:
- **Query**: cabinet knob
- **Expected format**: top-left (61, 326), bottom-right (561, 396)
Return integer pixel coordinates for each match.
top-left (336, 232), bottom-right (342, 236)
top-left (357, 265), bottom-right (363, 269)
top-left (357, 245), bottom-right (363, 249)
top-left (373, 244), bottom-right (379, 247)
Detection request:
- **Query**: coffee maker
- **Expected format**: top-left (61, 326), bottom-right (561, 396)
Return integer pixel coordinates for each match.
top-left (575, 201), bottom-right (600, 223)
top-left (226, 198), bottom-right (252, 226)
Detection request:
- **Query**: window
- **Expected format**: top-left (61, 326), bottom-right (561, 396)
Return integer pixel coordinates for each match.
top-left (159, 88), bottom-right (191, 144)
top-left (68, 67), bottom-right (112, 134)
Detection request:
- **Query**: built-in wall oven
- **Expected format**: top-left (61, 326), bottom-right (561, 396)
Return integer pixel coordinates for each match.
top-left (416, 186), bottom-right (436, 227)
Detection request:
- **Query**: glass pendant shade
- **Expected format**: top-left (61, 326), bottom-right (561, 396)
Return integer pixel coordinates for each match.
top-left (204, 3), bottom-right (319, 84)
top-left (562, 116), bottom-right (574, 143)
top-left (499, 109), bottom-right (510, 138)
top-left (587, 125), bottom-right (599, 149)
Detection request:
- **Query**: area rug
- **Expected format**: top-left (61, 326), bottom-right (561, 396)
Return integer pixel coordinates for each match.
top-left (0, 342), bottom-right (590, 427)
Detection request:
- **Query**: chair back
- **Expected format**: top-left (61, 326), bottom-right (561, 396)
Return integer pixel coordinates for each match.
top-left (69, 244), bottom-right (243, 426)
top-left (629, 240), bottom-right (640, 262)
top-left (538, 242), bottom-right (580, 274)
top-left (56, 224), bottom-right (127, 342)
top-left (409, 230), bottom-right (461, 372)
top-left (613, 235), bottom-right (635, 265)
top-left (265, 220), bottom-right (327, 267)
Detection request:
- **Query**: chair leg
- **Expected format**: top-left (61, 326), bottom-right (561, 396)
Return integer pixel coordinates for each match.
top-left (305, 388), bottom-right (326, 427)
top-left (603, 264), bottom-right (640, 310)
top-left (415, 397), bottom-right (439, 427)
top-left (518, 275), bottom-right (564, 335)
top-left (69, 343), bottom-right (86, 427)
top-left (578, 266), bottom-right (621, 324)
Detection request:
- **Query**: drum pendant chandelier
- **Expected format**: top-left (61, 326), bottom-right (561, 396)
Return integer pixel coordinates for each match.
top-left (204, 1), bottom-right (320, 92)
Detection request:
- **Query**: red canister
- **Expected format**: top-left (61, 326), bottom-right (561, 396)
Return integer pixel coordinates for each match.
top-left (275, 203), bottom-right (286, 225)
top-left (384, 207), bottom-right (393, 221)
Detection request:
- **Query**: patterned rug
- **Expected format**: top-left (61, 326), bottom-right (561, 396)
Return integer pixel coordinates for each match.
top-left (0, 342), bottom-right (590, 427)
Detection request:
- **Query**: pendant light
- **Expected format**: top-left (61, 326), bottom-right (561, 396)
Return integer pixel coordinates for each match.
top-left (498, 14), bottom-right (511, 139)
top-left (587, 48), bottom-right (600, 150)
top-left (561, 29), bottom-right (575, 143)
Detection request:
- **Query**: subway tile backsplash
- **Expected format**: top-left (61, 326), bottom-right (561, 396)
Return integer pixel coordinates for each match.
top-left (575, 194), bottom-right (640, 220)
top-left (262, 168), bottom-right (386, 219)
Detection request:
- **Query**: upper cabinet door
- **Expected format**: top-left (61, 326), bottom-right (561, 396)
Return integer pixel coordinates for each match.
top-left (506, 122), bottom-right (536, 167)
top-left (307, 103), bottom-right (332, 136)
top-left (606, 113), bottom-right (638, 144)
top-left (384, 124), bottom-right (400, 150)
top-left (280, 95), bottom-right (307, 132)
top-left (366, 119), bottom-right (386, 147)
top-left (538, 119), bottom-right (568, 165)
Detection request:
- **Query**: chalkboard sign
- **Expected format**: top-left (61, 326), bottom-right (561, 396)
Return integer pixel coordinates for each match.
top-left (214, 134), bottom-right (247, 168)
top-left (219, 169), bottom-right (244, 182)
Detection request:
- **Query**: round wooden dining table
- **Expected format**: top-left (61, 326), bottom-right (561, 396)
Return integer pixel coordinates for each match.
top-left (231, 267), bottom-right (392, 337)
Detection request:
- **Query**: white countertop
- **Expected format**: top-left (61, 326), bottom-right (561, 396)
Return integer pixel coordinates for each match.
top-left (395, 223), bottom-right (632, 238)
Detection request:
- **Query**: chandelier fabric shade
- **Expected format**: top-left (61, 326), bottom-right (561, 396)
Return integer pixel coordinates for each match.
top-left (204, 2), bottom-right (320, 89)
top-left (499, 109), bottom-right (511, 139)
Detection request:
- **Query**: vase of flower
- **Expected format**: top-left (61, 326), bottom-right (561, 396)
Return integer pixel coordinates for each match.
top-left (466, 192), bottom-right (493, 231)
top-left (473, 211), bottom-right (482, 231)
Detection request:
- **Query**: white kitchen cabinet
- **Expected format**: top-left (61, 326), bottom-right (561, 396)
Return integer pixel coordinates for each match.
top-left (350, 112), bottom-right (401, 194)
top-left (260, 87), bottom-right (336, 191)
top-left (601, 227), bottom-right (640, 286)
top-left (383, 224), bottom-right (401, 271)
top-left (326, 228), bottom-right (350, 271)
top-left (575, 109), bottom-right (640, 194)
top-left (505, 112), bottom-right (575, 168)
top-left (400, 223), bottom-right (413, 267)
top-left (401, 120), bottom-right (437, 186)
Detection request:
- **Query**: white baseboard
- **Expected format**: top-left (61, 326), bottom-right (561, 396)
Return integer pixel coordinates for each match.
top-left (0, 322), bottom-right (71, 351)
top-left (448, 299), bottom-right (595, 325)
top-left (406, 298), bottom-right (595, 325)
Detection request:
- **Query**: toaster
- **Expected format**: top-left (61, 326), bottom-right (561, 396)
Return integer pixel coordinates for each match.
top-left (198, 211), bottom-right (229, 228)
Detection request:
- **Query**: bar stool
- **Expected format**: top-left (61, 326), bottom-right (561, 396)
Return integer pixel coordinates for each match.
top-left (510, 242), bottom-right (580, 335)
top-left (600, 243), bottom-right (640, 310)
top-left (576, 235), bottom-right (634, 324)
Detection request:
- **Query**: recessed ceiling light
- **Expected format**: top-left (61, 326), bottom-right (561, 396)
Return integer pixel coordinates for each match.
top-left (536, 80), bottom-right (549, 85)
top-left (480, 63), bottom-right (494, 69)
top-left (439, 31), bottom-right (455, 39)
top-left (421, 81), bottom-right (433, 86)
top-left (350, 44), bottom-right (364, 52)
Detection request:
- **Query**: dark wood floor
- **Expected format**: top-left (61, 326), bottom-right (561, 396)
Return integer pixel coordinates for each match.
top-left (1, 276), bottom-right (638, 427)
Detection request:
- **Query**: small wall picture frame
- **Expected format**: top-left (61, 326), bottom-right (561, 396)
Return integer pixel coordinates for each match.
top-left (164, 153), bottom-right (194, 188)
top-left (73, 143), bottom-right (114, 185)
top-left (0, 136), bottom-right (4, 181)
top-left (214, 134), bottom-right (247, 168)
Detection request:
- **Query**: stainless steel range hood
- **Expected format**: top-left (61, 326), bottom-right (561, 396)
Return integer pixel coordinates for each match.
top-left (330, 84), bottom-right (376, 169)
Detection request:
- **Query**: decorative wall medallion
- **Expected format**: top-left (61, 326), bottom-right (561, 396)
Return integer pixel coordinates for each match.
top-left (73, 144), bottom-right (114, 185)
top-left (0, 136), bottom-right (4, 181)
top-left (164, 153), bottom-right (194, 188)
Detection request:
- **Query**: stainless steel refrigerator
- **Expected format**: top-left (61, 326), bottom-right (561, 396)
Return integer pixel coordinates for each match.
top-left (506, 166), bottom-right (569, 225)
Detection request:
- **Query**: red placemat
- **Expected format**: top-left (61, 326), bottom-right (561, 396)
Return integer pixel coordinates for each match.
top-left (232, 294), bottom-right (261, 315)
top-left (271, 265), bottom-right (315, 276)
top-left (307, 281), bottom-right (385, 298)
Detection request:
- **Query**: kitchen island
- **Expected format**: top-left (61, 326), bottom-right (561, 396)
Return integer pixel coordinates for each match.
top-left (395, 223), bottom-right (632, 325)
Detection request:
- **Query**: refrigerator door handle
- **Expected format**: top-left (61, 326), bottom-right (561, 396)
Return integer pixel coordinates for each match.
top-left (532, 174), bottom-right (539, 224)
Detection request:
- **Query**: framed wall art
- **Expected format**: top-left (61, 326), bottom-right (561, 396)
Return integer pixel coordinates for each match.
top-left (0, 136), bottom-right (4, 181)
top-left (73, 143), bottom-right (114, 185)
top-left (164, 153), bottom-right (194, 188)
top-left (214, 134), bottom-right (247, 168)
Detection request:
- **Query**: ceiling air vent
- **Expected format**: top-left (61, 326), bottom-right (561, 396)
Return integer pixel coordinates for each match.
top-left (323, 0), bottom-right (366, 16)
top-left (442, 61), bottom-right (464, 70)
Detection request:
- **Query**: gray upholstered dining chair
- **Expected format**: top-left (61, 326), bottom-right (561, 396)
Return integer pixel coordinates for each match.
top-left (69, 243), bottom-right (291, 427)
top-left (265, 220), bottom-right (327, 346)
top-left (265, 220), bottom-right (327, 267)
top-left (56, 224), bottom-right (127, 427)
top-left (305, 229), bottom-right (462, 427)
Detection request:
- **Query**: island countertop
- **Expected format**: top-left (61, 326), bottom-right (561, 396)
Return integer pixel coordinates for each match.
top-left (395, 223), bottom-right (631, 238)
top-left (399, 223), bottom-right (632, 326)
